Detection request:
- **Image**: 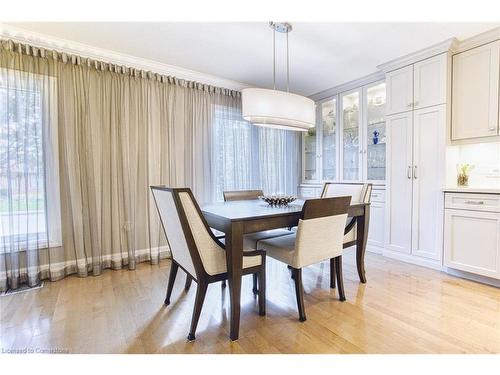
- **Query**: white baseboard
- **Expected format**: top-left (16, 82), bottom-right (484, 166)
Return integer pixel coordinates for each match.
top-left (382, 248), bottom-right (442, 271)
top-left (366, 244), bottom-right (383, 255)
top-left (444, 267), bottom-right (500, 288)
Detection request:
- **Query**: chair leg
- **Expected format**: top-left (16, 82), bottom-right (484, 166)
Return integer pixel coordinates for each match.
top-left (335, 256), bottom-right (346, 301)
top-left (252, 273), bottom-right (258, 295)
top-left (330, 258), bottom-right (336, 289)
top-left (292, 268), bottom-right (306, 322)
top-left (221, 280), bottom-right (227, 288)
top-left (165, 261), bottom-right (179, 305)
top-left (257, 269), bottom-right (266, 316)
top-left (184, 274), bottom-right (193, 291)
top-left (187, 281), bottom-right (208, 341)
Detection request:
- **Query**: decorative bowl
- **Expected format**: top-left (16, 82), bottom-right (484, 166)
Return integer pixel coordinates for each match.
top-left (259, 195), bottom-right (297, 207)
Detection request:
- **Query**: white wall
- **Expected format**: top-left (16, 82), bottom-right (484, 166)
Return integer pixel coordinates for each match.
top-left (446, 141), bottom-right (500, 188)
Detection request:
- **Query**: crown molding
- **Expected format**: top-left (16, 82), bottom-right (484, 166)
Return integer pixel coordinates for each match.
top-left (377, 37), bottom-right (458, 73)
top-left (455, 26), bottom-right (500, 53)
top-left (309, 70), bottom-right (385, 102)
top-left (0, 23), bottom-right (250, 92)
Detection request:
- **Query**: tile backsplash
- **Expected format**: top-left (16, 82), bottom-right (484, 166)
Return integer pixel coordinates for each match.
top-left (446, 141), bottom-right (500, 188)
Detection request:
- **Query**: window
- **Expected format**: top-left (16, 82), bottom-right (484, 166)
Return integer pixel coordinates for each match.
top-left (212, 104), bottom-right (299, 202)
top-left (0, 69), bottom-right (61, 251)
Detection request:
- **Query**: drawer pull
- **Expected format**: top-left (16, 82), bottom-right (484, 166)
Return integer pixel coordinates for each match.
top-left (465, 200), bottom-right (484, 205)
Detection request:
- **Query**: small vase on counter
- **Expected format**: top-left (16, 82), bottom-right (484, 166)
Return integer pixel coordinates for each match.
top-left (456, 163), bottom-right (474, 187)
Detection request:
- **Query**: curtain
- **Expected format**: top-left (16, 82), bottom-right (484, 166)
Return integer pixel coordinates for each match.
top-left (0, 39), bottom-right (240, 291)
top-left (212, 99), bottom-right (300, 201)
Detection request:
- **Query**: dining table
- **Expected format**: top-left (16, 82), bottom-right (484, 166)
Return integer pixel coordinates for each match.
top-left (201, 198), bottom-right (370, 341)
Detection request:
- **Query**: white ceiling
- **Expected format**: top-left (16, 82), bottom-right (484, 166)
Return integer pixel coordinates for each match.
top-left (6, 22), bottom-right (500, 96)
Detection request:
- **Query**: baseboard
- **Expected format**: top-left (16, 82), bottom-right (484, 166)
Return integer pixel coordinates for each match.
top-left (382, 248), bottom-right (442, 271)
top-left (366, 244), bottom-right (383, 254)
top-left (444, 267), bottom-right (500, 288)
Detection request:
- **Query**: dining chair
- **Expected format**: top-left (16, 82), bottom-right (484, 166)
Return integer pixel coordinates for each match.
top-left (151, 186), bottom-right (266, 341)
top-left (221, 189), bottom-right (294, 292)
top-left (257, 196), bottom-right (351, 322)
top-left (321, 182), bottom-right (372, 288)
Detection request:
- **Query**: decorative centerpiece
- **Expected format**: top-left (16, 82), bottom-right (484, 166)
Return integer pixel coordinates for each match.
top-left (456, 163), bottom-right (474, 187)
top-left (259, 195), bottom-right (297, 207)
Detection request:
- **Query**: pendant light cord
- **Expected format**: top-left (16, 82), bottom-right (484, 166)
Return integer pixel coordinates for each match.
top-left (286, 30), bottom-right (290, 92)
top-left (273, 27), bottom-right (276, 90)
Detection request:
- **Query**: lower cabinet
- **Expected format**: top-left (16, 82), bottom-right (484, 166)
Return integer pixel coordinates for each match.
top-left (444, 192), bottom-right (500, 279)
top-left (368, 188), bottom-right (385, 251)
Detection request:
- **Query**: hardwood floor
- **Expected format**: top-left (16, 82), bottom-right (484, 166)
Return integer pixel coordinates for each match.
top-left (1, 251), bottom-right (499, 354)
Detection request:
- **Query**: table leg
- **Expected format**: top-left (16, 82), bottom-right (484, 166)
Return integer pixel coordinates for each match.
top-left (356, 205), bottom-right (370, 283)
top-left (225, 221), bottom-right (244, 341)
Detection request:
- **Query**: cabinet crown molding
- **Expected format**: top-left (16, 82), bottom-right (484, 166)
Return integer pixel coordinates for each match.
top-left (377, 38), bottom-right (458, 73)
top-left (456, 27), bottom-right (500, 53)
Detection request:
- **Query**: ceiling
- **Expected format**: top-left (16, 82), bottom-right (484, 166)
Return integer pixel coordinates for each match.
top-left (6, 22), bottom-right (500, 96)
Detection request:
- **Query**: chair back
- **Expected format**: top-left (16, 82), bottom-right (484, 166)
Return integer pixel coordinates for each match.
top-left (321, 182), bottom-right (372, 203)
top-left (223, 189), bottom-right (264, 201)
top-left (294, 196), bottom-right (351, 267)
top-left (151, 187), bottom-right (226, 278)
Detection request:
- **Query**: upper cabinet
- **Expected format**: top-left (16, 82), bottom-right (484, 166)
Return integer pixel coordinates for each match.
top-left (304, 80), bottom-right (386, 185)
top-left (451, 40), bottom-right (500, 141)
top-left (386, 54), bottom-right (448, 115)
top-left (386, 65), bottom-right (413, 115)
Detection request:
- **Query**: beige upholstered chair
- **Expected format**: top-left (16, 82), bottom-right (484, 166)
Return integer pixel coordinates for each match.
top-left (321, 183), bottom-right (372, 248)
top-left (257, 196), bottom-right (351, 322)
top-left (220, 189), bottom-right (293, 291)
top-left (151, 186), bottom-right (266, 341)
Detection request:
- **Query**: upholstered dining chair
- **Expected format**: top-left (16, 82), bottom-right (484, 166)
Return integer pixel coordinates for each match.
top-left (257, 196), bottom-right (351, 322)
top-left (220, 189), bottom-right (294, 291)
top-left (321, 182), bottom-right (372, 287)
top-left (151, 186), bottom-right (266, 341)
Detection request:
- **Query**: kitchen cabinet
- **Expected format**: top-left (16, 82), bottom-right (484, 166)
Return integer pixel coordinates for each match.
top-left (451, 40), bottom-right (500, 140)
top-left (367, 187), bottom-right (386, 251)
top-left (385, 105), bottom-right (446, 260)
top-left (302, 80), bottom-right (386, 185)
top-left (444, 192), bottom-right (500, 279)
top-left (386, 53), bottom-right (448, 115)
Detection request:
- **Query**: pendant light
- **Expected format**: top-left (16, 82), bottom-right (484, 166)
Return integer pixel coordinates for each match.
top-left (241, 22), bottom-right (315, 132)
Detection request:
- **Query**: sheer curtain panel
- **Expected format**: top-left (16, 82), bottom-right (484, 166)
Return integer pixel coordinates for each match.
top-left (0, 40), bottom-right (238, 291)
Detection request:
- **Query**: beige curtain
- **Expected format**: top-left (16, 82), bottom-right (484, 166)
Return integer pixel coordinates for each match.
top-left (0, 39), bottom-right (240, 290)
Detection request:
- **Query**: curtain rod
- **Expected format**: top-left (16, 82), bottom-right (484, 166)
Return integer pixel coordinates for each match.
top-left (0, 38), bottom-right (241, 98)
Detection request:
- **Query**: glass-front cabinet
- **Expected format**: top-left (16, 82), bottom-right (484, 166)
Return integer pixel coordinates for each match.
top-left (321, 98), bottom-right (337, 181)
top-left (341, 90), bottom-right (361, 181)
top-left (365, 82), bottom-right (386, 181)
top-left (301, 80), bottom-right (386, 185)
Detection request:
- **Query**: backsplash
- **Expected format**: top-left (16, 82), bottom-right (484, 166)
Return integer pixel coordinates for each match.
top-left (446, 141), bottom-right (500, 189)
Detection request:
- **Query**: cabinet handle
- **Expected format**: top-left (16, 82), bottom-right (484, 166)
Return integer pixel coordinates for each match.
top-left (413, 166), bottom-right (418, 179)
top-left (407, 166), bottom-right (412, 179)
top-left (489, 126), bottom-right (496, 131)
top-left (414, 101), bottom-right (419, 106)
top-left (407, 103), bottom-right (413, 108)
top-left (465, 200), bottom-right (484, 205)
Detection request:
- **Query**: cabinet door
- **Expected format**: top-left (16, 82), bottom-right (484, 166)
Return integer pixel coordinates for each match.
top-left (451, 41), bottom-right (500, 140)
top-left (365, 82), bottom-right (387, 182)
top-left (413, 54), bottom-right (448, 110)
top-left (444, 209), bottom-right (500, 279)
top-left (368, 201), bottom-right (385, 249)
top-left (321, 98), bottom-right (337, 181)
top-left (340, 90), bottom-right (362, 181)
top-left (411, 105), bottom-right (446, 261)
top-left (385, 112), bottom-right (413, 254)
top-left (386, 65), bottom-right (413, 115)
top-left (303, 125), bottom-right (319, 182)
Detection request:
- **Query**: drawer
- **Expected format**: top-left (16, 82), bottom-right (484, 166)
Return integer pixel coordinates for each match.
top-left (371, 189), bottom-right (386, 203)
top-left (444, 193), bottom-right (500, 213)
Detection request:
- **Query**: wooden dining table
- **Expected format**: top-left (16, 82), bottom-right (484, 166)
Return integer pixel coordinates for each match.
top-left (201, 198), bottom-right (370, 341)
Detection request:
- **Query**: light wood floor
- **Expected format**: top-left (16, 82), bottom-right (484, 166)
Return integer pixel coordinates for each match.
top-left (1, 251), bottom-right (499, 354)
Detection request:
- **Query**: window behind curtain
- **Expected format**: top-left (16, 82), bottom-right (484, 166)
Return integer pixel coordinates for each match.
top-left (0, 69), bottom-right (61, 252)
top-left (212, 104), bottom-right (300, 202)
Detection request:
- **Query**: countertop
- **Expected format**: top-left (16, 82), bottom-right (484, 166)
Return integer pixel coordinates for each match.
top-left (443, 187), bottom-right (500, 194)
